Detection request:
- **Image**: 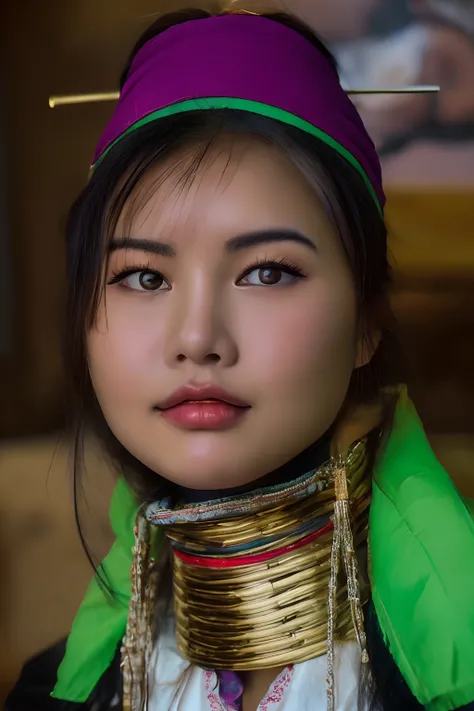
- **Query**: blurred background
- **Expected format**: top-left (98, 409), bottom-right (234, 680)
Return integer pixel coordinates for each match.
top-left (1, 0), bottom-right (473, 700)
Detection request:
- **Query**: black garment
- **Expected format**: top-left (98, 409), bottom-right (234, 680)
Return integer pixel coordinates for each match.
top-left (6, 604), bottom-right (474, 711)
top-left (4, 640), bottom-right (121, 711)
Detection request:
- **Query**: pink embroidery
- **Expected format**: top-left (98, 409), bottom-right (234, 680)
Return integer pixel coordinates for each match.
top-left (204, 669), bottom-right (226, 711)
top-left (203, 665), bottom-right (294, 711)
top-left (259, 666), bottom-right (294, 711)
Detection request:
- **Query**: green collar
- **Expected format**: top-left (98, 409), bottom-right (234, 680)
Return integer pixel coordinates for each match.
top-left (53, 388), bottom-right (474, 710)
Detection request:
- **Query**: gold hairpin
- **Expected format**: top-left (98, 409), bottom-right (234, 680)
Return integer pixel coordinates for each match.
top-left (48, 85), bottom-right (440, 108)
top-left (347, 85), bottom-right (440, 95)
top-left (49, 92), bottom-right (119, 108)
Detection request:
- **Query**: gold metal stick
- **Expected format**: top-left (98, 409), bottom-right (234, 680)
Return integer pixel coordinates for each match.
top-left (48, 85), bottom-right (440, 107)
top-left (49, 92), bottom-right (120, 108)
top-left (347, 85), bottom-right (440, 95)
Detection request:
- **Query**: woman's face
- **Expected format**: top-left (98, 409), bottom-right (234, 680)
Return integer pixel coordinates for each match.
top-left (87, 136), bottom-right (363, 490)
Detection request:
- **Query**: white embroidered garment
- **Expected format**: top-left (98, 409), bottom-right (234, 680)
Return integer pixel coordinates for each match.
top-left (149, 622), bottom-right (365, 711)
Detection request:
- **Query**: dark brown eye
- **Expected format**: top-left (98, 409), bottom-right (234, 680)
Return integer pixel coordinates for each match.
top-left (138, 272), bottom-right (164, 290)
top-left (119, 271), bottom-right (168, 291)
top-left (240, 264), bottom-right (302, 287)
top-left (258, 268), bottom-right (282, 285)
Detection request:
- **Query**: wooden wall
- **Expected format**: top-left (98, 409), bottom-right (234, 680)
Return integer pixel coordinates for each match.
top-left (387, 191), bottom-right (474, 433)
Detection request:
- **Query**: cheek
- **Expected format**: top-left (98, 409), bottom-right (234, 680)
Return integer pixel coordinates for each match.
top-left (244, 284), bottom-right (358, 396)
top-left (87, 298), bottom-right (161, 404)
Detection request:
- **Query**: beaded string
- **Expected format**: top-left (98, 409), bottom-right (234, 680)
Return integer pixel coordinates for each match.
top-left (326, 458), bottom-right (369, 711)
top-left (122, 515), bottom-right (157, 711)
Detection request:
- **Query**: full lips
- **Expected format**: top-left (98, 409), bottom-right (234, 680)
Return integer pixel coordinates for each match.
top-left (159, 400), bottom-right (250, 430)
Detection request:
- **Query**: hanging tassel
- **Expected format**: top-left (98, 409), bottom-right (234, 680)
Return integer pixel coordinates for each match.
top-left (326, 458), bottom-right (369, 711)
top-left (122, 512), bottom-right (157, 711)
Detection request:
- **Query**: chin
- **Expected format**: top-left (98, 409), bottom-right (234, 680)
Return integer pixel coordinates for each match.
top-left (158, 458), bottom-right (261, 491)
top-left (139, 445), bottom-right (266, 492)
top-left (116, 421), bottom-right (290, 492)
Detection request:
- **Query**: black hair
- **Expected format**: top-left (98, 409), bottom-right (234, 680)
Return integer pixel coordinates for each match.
top-left (64, 8), bottom-right (403, 711)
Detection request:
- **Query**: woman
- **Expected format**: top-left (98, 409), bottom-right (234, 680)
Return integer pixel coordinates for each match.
top-left (7, 8), bottom-right (474, 711)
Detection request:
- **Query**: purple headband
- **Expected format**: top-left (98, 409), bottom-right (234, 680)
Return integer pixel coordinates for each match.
top-left (94, 14), bottom-right (385, 210)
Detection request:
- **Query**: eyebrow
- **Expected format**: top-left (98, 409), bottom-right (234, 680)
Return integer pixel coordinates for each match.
top-left (109, 238), bottom-right (176, 257)
top-left (226, 229), bottom-right (317, 253)
top-left (109, 229), bottom-right (316, 257)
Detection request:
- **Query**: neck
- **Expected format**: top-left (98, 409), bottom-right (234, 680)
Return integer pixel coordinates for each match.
top-left (145, 438), bottom-right (371, 673)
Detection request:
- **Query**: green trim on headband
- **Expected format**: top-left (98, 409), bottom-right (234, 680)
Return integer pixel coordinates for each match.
top-left (53, 388), bottom-right (474, 708)
top-left (92, 97), bottom-right (383, 217)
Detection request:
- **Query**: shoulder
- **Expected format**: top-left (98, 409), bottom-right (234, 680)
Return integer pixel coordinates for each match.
top-left (4, 640), bottom-right (121, 711)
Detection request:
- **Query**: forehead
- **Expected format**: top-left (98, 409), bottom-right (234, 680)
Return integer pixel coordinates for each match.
top-left (116, 133), bottom-right (334, 243)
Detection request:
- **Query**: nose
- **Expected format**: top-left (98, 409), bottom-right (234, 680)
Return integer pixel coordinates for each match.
top-left (164, 278), bottom-right (239, 369)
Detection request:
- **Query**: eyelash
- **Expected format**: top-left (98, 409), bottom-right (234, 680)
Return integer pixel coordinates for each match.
top-left (108, 262), bottom-right (156, 286)
top-left (107, 257), bottom-right (306, 288)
